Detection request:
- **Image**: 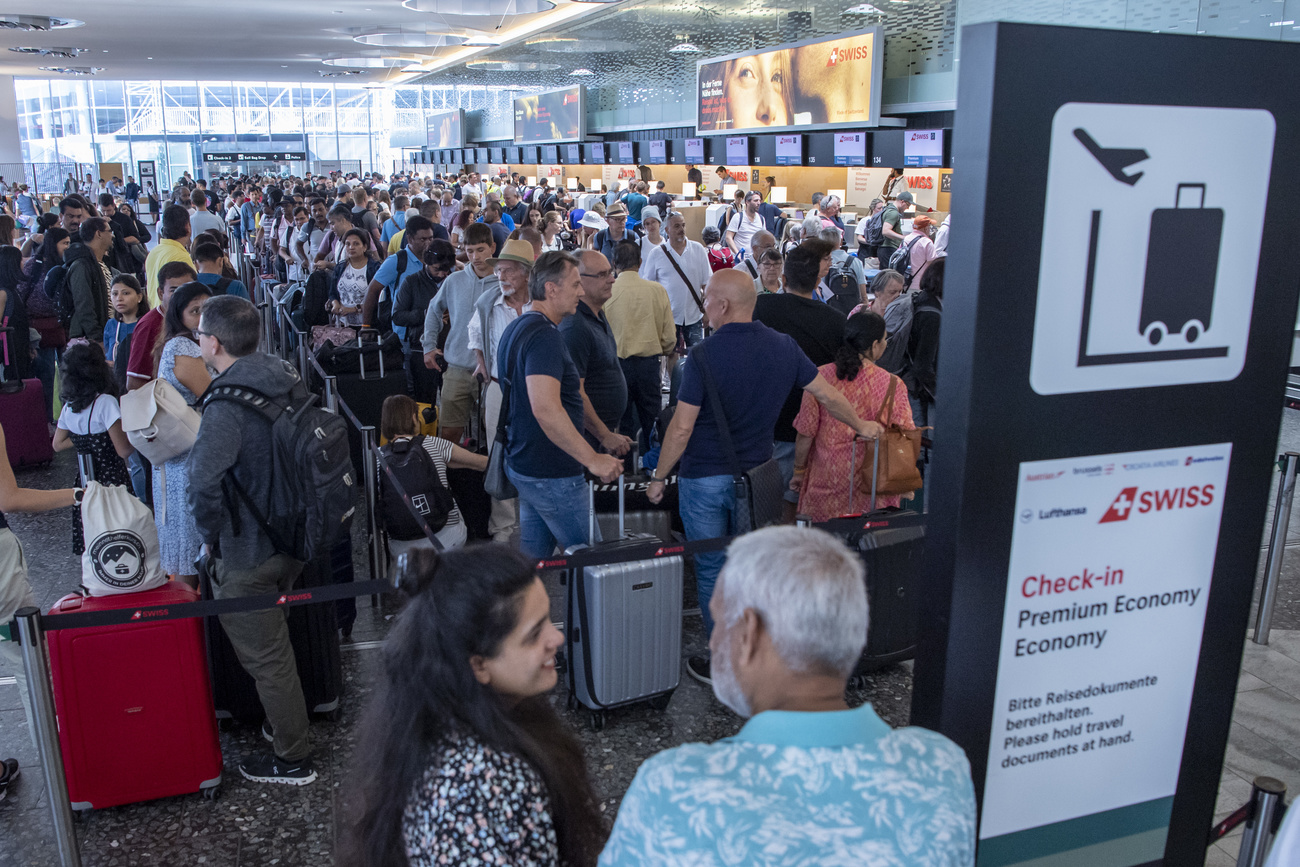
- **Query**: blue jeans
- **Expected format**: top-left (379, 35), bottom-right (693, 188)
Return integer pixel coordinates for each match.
top-left (678, 474), bottom-right (737, 638)
top-left (506, 468), bottom-right (601, 559)
top-left (676, 321), bottom-right (704, 350)
top-left (772, 440), bottom-right (799, 504)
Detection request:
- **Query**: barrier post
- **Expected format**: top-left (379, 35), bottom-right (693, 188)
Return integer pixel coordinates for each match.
top-left (323, 374), bottom-right (338, 413)
top-left (1235, 776), bottom-right (1286, 867)
top-left (1255, 452), bottom-right (1299, 645)
top-left (361, 426), bottom-right (385, 601)
top-left (15, 608), bottom-right (82, 867)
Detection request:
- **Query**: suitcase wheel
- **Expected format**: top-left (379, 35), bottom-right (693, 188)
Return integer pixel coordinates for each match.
top-left (647, 691), bottom-right (673, 711)
top-left (588, 711), bottom-right (606, 732)
top-left (202, 784), bottom-right (222, 802)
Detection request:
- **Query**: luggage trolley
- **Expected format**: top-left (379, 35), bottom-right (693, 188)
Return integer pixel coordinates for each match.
top-left (1139, 183), bottom-right (1223, 346)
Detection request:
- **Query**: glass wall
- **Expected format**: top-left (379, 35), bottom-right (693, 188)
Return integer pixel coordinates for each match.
top-left (14, 78), bottom-right (524, 187)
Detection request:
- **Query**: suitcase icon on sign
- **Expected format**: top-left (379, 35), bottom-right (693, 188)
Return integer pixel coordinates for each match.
top-left (1139, 183), bottom-right (1223, 346)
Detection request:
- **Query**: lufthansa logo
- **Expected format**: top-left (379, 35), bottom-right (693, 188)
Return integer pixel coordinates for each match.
top-left (89, 531), bottom-right (147, 588)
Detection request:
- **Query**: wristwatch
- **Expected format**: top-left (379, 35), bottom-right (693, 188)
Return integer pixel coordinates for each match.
top-left (73, 487), bottom-right (84, 505)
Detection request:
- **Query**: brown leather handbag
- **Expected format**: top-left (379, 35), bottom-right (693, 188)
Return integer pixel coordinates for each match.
top-left (859, 374), bottom-right (929, 500)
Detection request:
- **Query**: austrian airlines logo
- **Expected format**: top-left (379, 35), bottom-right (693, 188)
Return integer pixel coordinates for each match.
top-left (1100, 487), bottom-right (1138, 523)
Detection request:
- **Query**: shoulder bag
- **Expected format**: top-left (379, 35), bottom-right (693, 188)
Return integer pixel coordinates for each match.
top-left (858, 373), bottom-right (929, 499)
top-left (120, 378), bottom-right (202, 465)
top-left (661, 243), bottom-right (706, 318)
top-left (694, 346), bottom-right (784, 532)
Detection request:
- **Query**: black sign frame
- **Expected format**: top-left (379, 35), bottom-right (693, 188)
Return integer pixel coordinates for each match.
top-left (910, 21), bottom-right (1300, 867)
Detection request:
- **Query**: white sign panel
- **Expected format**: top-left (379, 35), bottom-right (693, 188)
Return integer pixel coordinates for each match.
top-left (1030, 104), bottom-right (1274, 395)
top-left (980, 442), bottom-right (1230, 842)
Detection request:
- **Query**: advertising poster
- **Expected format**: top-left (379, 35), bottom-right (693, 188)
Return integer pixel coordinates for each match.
top-left (426, 109), bottom-right (463, 149)
top-left (514, 86), bottom-right (584, 143)
top-left (979, 443), bottom-right (1230, 863)
top-left (696, 28), bottom-right (882, 134)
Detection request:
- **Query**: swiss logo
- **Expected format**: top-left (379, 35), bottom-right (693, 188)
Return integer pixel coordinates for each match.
top-left (1100, 487), bottom-right (1138, 523)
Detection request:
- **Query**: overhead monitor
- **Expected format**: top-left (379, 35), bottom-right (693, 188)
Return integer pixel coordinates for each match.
top-left (490, 147), bottom-right (505, 163)
top-left (684, 138), bottom-right (705, 164)
top-left (523, 145), bottom-right (540, 164)
top-left (475, 147), bottom-right (489, 164)
top-left (426, 109), bottom-right (464, 149)
top-left (834, 131), bottom-right (867, 166)
top-left (617, 141), bottom-right (635, 165)
top-left (696, 28), bottom-right (884, 134)
top-left (566, 143), bottom-right (581, 164)
top-left (905, 129), bottom-right (945, 167)
top-left (513, 85), bottom-right (585, 143)
top-left (726, 136), bottom-right (749, 165)
top-left (590, 142), bottom-right (606, 164)
top-left (647, 140), bottom-right (666, 165)
top-left (774, 134), bottom-right (802, 166)
top-left (541, 144), bottom-right (559, 164)
top-left (506, 146), bottom-right (522, 163)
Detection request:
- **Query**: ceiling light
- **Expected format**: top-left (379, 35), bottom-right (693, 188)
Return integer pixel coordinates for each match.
top-left (668, 42), bottom-right (700, 53)
top-left (464, 59), bottom-right (559, 71)
top-left (319, 69), bottom-right (362, 77)
top-left (526, 35), bottom-right (579, 47)
top-left (353, 28), bottom-right (469, 48)
top-left (39, 66), bottom-right (101, 75)
top-left (323, 54), bottom-right (411, 67)
top-left (402, 0), bottom-right (555, 16)
top-left (570, 67), bottom-right (594, 75)
top-left (463, 35), bottom-right (502, 46)
top-left (9, 46), bottom-right (87, 58)
top-left (569, 0), bottom-right (621, 4)
top-left (843, 3), bottom-right (884, 13)
top-left (0, 15), bottom-right (84, 31)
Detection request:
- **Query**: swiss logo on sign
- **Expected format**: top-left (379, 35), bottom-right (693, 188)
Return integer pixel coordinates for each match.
top-left (1100, 487), bottom-right (1138, 523)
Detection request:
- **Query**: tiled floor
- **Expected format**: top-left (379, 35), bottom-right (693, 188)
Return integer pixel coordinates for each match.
top-left (5, 411), bottom-right (1300, 864)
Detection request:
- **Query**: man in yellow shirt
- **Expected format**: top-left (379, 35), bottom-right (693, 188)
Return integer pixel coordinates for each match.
top-left (387, 199), bottom-right (449, 255)
top-left (603, 238), bottom-right (676, 451)
top-left (143, 204), bottom-right (195, 308)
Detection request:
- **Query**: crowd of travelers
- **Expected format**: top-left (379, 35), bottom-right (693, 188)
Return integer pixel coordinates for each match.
top-left (0, 165), bottom-right (968, 863)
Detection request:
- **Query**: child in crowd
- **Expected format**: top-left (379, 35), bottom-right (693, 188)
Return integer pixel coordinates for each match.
top-left (103, 274), bottom-right (147, 363)
top-left (52, 342), bottom-right (134, 553)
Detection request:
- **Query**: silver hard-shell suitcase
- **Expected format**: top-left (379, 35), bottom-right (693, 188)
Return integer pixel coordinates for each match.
top-left (564, 476), bottom-right (683, 731)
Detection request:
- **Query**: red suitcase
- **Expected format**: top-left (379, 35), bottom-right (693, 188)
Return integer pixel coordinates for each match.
top-left (0, 378), bottom-right (53, 467)
top-left (46, 585), bottom-right (224, 810)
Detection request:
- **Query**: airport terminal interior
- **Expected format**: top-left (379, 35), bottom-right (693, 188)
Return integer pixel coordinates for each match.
top-left (2, 0), bottom-right (1300, 864)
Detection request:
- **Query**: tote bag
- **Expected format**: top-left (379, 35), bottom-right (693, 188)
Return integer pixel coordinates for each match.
top-left (80, 482), bottom-right (167, 596)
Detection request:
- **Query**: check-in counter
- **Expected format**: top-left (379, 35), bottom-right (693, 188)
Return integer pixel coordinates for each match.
top-left (672, 200), bottom-right (710, 241)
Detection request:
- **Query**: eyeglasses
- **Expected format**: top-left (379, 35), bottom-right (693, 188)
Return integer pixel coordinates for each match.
top-left (192, 329), bottom-right (214, 339)
top-left (580, 270), bottom-right (613, 280)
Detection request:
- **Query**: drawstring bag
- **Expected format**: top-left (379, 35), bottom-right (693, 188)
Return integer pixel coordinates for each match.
top-left (120, 378), bottom-right (201, 464)
top-left (80, 482), bottom-right (166, 596)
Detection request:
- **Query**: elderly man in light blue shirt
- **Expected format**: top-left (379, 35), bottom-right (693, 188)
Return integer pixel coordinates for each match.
top-left (600, 526), bottom-right (976, 867)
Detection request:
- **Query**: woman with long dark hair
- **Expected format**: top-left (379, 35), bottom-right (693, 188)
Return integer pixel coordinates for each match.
top-left (790, 310), bottom-right (910, 519)
top-left (0, 246), bottom-right (32, 379)
top-left (345, 545), bottom-right (605, 867)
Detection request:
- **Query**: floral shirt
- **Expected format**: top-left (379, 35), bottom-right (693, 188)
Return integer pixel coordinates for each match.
top-left (600, 704), bottom-right (976, 867)
top-left (403, 729), bottom-right (560, 867)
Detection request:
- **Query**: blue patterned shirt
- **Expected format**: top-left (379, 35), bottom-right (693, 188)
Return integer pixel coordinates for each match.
top-left (600, 703), bottom-right (976, 866)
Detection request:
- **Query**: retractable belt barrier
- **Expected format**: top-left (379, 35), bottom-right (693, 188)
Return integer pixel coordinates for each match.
top-left (30, 509), bottom-right (925, 633)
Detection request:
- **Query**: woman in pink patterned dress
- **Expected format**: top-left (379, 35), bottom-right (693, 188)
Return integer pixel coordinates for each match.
top-left (791, 310), bottom-right (915, 520)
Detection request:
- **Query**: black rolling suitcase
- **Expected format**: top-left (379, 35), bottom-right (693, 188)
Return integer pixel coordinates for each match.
top-left (199, 554), bottom-right (344, 726)
top-left (321, 329), bottom-right (408, 474)
top-left (818, 438), bottom-right (924, 676)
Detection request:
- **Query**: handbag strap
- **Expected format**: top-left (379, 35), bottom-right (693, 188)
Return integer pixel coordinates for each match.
top-left (693, 345), bottom-right (743, 481)
top-left (877, 373), bottom-right (898, 426)
top-left (497, 312), bottom-right (548, 445)
top-left (663, 243), bottom-right (706, 315)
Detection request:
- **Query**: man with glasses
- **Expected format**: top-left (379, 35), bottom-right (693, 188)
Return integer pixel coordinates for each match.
top-left (733, 230), bottom-right (776, 281)
top-left (561, 251), bottom-right (633, 456)
top-left (592, 202), bottom-right (640, 268)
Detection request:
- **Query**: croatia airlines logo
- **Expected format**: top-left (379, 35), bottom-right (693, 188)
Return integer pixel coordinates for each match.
top-left (1100, 488), bottom-right (1138, 523)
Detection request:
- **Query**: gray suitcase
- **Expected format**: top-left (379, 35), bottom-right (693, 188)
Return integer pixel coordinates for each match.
top-left (596, 510), bottom-right (673, 545)
top-left (564, 477), bottom-right (683, 731)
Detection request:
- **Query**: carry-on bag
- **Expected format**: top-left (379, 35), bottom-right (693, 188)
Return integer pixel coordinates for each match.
top-left (199, 553), bottom-right (343, 725)
top-left (0, 327), bottom-right (53, 467)
top-left (47, 585), bottom-right (223, 810)
top-left (119, 378), bottom-right (201, 465)
top-left (564, 476), bottom-right (684, 731)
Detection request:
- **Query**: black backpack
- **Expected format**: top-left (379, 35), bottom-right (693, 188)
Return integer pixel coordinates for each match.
top-left (212, 276), bottom-right (234, 296)
top-left (44, 263), bottom-right (72, 330)
top-left (862, 209), bottom-right (887, 247)
top-left (349, 209), bottom-right (368, 230)
top-left (824, 259), bottom-right (860, 315)
top-left (204, 377), bottom-right (356, 564)
top-left (302, 269), bottom-right (334, 329)
top-left (379, 436), bottom-right (454, 541)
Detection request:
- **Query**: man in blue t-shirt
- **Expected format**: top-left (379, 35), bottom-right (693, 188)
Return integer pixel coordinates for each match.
top-left (359, 215), bottom-right (436, 329)
top-left (496, 251), bottom-right (623, 558)
top-left (646, 269), bottom-right (882, 686)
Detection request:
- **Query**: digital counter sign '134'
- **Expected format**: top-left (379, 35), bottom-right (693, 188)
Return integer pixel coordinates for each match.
top-left (978, 442), bottom-right (1230, 857)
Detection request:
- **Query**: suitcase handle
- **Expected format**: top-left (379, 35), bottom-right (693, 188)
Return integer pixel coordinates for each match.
top-left (587, 473), bottom-right (626, 543)
top-left (1176, 183), bottom-right (1206, 209)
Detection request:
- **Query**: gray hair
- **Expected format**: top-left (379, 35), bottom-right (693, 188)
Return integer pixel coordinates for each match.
top-left (719, 526), bottom-right (868, 678)
top-left (529, 250), bottom-right (577, 302)
top-left (817, 226), bottom-right (843, 245)
top-left (801, 215), bottom-right (824, 238)
top-left (870, 269), bottom-right (905, 296)
top-left (822, 194), bottom-right (842, 210)
top-left (199, 295), bottom-right (260, 358)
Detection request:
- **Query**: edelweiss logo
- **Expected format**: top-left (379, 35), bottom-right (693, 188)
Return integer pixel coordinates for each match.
top-left (1100, 487), bottom-right (1138, 523)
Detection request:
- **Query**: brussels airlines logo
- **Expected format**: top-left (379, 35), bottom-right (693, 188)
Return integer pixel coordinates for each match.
top-left (827, 44), bottom-right (871, 66)
top-left (1100, 484), bottom-right (1216, 523)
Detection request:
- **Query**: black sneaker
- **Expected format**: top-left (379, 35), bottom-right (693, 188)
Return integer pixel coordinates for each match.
top-left (686, 655), bottom-right (712, 685)
top-left (261, 719), bottom-right (274, 744)
top-left (239, 753), bottom-right (316, 786)
top-left (0, 758), bottom-right (18, 787)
